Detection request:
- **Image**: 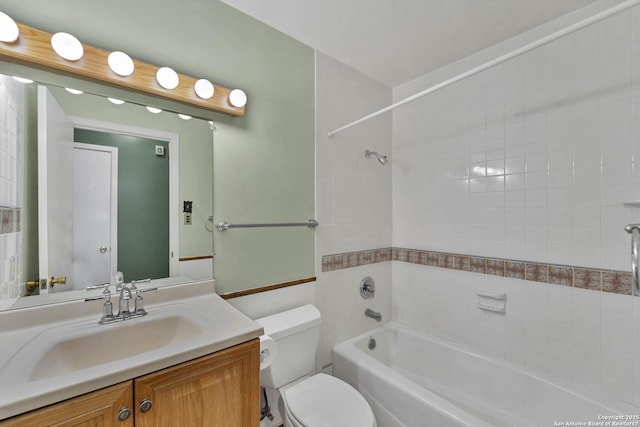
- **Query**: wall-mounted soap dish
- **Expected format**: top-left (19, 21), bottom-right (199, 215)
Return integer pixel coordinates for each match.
top-left (476, 288), bottom-right (506, 313)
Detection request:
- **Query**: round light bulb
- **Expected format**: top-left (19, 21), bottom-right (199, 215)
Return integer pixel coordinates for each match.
top-left (178, 114), bottom-right (192, 120)
top-left (107, 97), bottom-right (125, 105)
top-left (229, 89), bottom-right (247, 108)
top-left (194, 79), bottom-right (214, 99)
top-left (0, 12), bottom-right (19, 43)
top-left (51, 32), bottom-right (84, 61)
top-left (146, 106), bottom-right (162, 114)
top-left (108, 51), bottom-right (134, 76)
top-left (156, 67), bottom-right (179, 90)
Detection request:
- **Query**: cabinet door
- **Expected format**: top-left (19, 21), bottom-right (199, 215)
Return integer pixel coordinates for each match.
top-left (134, 339), bottom-right (260, 427)
top-left (0, 381), bottom-right (133, 427)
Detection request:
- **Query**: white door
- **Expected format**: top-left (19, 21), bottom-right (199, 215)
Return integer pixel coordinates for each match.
top-left (37, 86), bottom-right (73, 294)
top-left (72, 143), bottom-right (118, 289)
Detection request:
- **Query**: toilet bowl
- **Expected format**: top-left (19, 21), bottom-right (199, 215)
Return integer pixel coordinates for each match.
top-left (256, 305), bottom-right (376, 427)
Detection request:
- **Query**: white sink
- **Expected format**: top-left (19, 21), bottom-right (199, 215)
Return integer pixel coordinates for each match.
top-left (28, 312), bottom-right (205, 381)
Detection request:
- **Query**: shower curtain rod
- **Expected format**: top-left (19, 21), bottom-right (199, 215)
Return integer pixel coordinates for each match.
top-left (327, 0), bottom-right (640, 137)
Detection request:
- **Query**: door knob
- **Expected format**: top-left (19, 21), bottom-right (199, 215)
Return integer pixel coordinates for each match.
top-left (99, 245), bottom-right (108, 253)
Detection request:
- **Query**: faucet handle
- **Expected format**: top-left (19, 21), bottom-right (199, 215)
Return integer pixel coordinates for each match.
top-left (360, 276), bottom-right (376, 299)
top-left (133, 286), bottom-right (158, 315)
top-left (85, 285), bottom-right (112, 301)
top-left (86, 282), bottom-right (110, 291)
top-left (85, 287), bottom-right (115, 324)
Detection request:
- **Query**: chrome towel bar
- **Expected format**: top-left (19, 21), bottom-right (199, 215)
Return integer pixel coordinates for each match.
top-left (215, 219), bottom-right (319, 232)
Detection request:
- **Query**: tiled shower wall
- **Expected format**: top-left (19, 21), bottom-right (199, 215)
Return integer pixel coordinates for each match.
top-left (0, 75), bottom-right (24, 306)
top-left (392, 4), bottom-right (640, 406)
top-left (315, 51), bottom-right (392, 372)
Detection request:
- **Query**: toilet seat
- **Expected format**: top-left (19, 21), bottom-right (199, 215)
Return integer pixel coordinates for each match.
top-left (281, 373), bottom-right (376, 427)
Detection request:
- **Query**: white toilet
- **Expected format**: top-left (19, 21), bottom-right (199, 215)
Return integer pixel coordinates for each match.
top-left (256, 305), bottom-right (376, 427)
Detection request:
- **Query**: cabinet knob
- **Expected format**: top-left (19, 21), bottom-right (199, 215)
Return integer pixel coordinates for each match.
top-left (139, 399), bottom-right (153, 413)
top-left (117, 407), bottom-right (131, 421)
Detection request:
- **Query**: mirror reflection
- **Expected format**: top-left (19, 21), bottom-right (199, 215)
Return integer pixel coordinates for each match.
top-left (0, 71), bottom-right (215, 311)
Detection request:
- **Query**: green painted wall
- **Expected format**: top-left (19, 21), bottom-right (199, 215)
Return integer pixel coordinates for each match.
top-left (74, 129), bottom-right (170, 281)
top-left (0, 0), bottom-right (315, 294)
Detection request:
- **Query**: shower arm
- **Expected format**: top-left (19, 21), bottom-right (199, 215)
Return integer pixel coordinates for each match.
top-left (364, 150), bottom-right (388, 165)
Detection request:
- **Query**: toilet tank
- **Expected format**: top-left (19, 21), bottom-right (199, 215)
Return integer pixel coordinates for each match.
top-left (256, 305), bottom-right (321, 390)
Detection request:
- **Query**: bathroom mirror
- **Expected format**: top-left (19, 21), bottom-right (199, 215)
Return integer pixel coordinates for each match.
top-left (0, 62), bottom-right (216, 311)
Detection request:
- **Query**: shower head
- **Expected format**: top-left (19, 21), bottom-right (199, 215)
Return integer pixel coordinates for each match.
top-left (364, 150), bottom-right (388, 165)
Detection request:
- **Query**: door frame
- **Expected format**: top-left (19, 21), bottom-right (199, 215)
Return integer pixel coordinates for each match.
top-left (68, 116), bottom-right (180, 276)
top-left (73, 142), bottom-right (118, 287)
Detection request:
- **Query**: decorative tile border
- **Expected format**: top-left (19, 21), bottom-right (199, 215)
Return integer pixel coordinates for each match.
top-left (0, 208), bottom-right (20, 235)
top-left (321, 247), bottom-right (633, 296)
top-left (321, 248), bottom-right (392, 272)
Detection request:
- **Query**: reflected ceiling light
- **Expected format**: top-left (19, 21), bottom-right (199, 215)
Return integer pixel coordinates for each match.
top-left (0, 12), bottom-right (19, 43)
top-left (156, 67), bottom-right (179, 90)
top-left (194, 79), bottom-right (214, 99)
top-left (178, 114), bottom-right (192, 120)
top-left (107, 97), bottom-right (125, 105)
top-left (65, 88), bottom-right (83, 95)
top-left (12, 76), bottom-right (33, 84)
top-left (146, 106), bottom-right (162, 114)
top-left (51, 32), bottom-right (84, 61)
top-left (108, 51), bottom-right (134, 76)
top-left (229, 89), bottom-right (247, 108)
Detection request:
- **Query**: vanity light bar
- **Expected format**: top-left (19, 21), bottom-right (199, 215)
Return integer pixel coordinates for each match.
top-left (0, 18), bottom-right (246, 117)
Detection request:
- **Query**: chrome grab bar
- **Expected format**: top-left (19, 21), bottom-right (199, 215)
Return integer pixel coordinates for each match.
top-left (625, 224), bottom-right (640, 295)
top-left (215, 219), bottom-right (319, 232)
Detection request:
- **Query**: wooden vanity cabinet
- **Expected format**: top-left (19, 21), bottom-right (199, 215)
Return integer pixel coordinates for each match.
top-left (0, 339), bottom-right (260, 427)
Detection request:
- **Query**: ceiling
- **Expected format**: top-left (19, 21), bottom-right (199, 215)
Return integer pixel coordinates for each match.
top-left (220, 0), bottom-right (603, 87)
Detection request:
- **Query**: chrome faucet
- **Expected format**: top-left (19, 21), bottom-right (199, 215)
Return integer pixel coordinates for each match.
top-left (85, 279), bottom-right (157, 324)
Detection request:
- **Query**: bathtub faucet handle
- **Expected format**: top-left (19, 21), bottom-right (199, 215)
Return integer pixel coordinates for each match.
top-left (360, 276), bottom-right (376, 299)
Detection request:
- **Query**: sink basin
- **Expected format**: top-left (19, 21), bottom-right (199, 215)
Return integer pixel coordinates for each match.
top-left (29, 314), bottom-right (204, 381)
top-left (1, 304), bottom-right (206, 383)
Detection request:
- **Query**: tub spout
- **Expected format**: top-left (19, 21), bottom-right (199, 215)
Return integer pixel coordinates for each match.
top-left (365, 308), bottom-right (382, 322)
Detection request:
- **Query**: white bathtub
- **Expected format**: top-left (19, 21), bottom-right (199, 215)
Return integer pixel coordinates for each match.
top-left (333, 322), bottom-right (638, 427)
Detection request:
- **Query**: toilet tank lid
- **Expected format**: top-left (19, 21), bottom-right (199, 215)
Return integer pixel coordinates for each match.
top-left (256, 304), bottom-right (321, 340)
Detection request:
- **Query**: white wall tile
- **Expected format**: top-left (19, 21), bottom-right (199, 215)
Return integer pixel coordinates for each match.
top-left (389, 4), bottom-right (640, 407)
top-left (315, 51), bottom-right (393, 371)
